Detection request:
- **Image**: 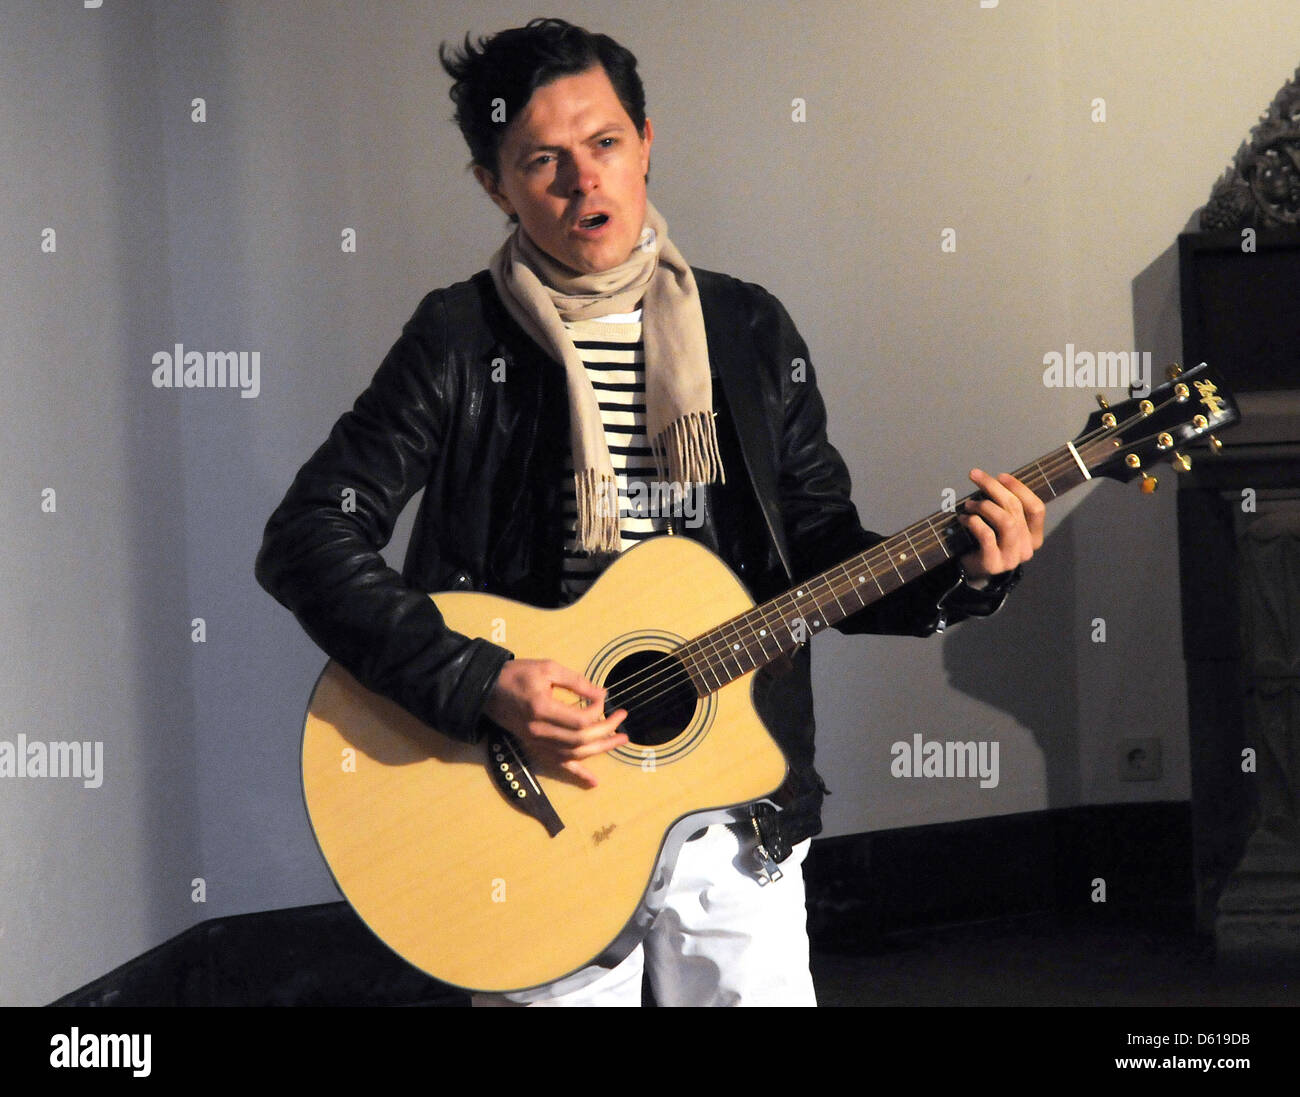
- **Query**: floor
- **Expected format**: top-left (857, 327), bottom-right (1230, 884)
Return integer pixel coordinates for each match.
top-left (809, 912), bottom-right (1298, 1006)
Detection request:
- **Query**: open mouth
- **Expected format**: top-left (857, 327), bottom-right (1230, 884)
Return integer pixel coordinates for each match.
top-left (577, 213), bottom-right (610, 229)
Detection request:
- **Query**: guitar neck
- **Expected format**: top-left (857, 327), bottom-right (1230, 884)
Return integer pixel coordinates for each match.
top-left (676, 442), bottom-right (1095, 694)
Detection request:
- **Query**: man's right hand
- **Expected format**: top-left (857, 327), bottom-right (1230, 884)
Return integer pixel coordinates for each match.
top-left (481, 658), bottom-right (628, 788)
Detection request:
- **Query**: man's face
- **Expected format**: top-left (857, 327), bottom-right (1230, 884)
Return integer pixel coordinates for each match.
top-left (475, 65), bottom-right (654, 275)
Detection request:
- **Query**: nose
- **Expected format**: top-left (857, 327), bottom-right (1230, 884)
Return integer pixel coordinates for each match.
top-left (562, 149), bottom-right (600, 195)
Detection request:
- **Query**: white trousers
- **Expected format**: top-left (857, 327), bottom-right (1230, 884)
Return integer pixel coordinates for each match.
top-left (472, 823), bottom-right (816, 1007)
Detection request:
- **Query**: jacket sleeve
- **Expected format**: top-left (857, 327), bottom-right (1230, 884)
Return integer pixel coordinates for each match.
top-left (254, 291), bottom-right (513, 743)
top-left (758, 287), bottom-right (1018, 637)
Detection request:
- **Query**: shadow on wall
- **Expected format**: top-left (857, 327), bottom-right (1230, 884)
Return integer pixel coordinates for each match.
top-left (1131, 209), bottom-right (1201, 379)
top-left (938, 218), bottom-right (1197, 813)
top-left (939, 504), bottom-right (1079, 806)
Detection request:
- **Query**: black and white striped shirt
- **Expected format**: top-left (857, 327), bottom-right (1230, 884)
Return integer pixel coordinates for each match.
top-left (559, 309), bottom-right (668, 603)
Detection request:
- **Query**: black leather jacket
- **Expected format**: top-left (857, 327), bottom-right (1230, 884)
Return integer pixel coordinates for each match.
top-left (255, 268), bottom-right (1016, 851)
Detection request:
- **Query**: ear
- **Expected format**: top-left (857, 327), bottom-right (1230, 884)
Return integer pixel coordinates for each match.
top-left (473, 164), bottom-right (515, 219)
top-left (639, 117), bottom-right (655, 178)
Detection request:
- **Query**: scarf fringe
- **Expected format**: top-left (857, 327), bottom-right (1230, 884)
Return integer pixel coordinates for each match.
top-left (651, 410), bottom-right (726, 487)
top-left (575, 467), bottom-right (622, 555)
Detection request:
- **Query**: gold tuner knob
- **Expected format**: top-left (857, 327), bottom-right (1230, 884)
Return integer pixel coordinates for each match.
top-left (1125, 453), bottom-right (1141, 469)
top-left (1173, 453), bottom-right (1192, 472)
top-left (1209, 435), bottom-right (1224, 454)
top-left (1096, 394), bottom-right (1109, 409)
top-left (1141, 473), bottom-right (1158, 494)
top-left (1166, 363), bottom-right (1183, 380)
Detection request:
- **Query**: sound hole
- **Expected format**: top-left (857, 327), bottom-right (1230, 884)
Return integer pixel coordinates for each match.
top-left (603, 650), bottom-right (698, 748)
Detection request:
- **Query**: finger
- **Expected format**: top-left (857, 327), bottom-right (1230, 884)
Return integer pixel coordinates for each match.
top-left (544, 661), bottom-right (607, 707)
top-left (962, 496), bottom-right (1016, 543)
top-left (562, 708), bottom-right (629, 748)
top-left (560, 758), bottom-right (600, 789)
top-left (999, 473), bottom-right (1046, 543)
top-left (969, 468), bottom-right (1024, 518)
top-left (528, 706), bottom-right (628, 749)
top-left (548, 726), bottom-right (631, 789)
top-left (531, 691), bottom-right (623, 735)
top-left (958, 512), bottom-right (997, 554)
top-left (982, 474), bottom-right (1040, 559)
top-left (993, 473), bottom-right (1040, 517)
top-left (566, 723), bottom-right (630, 759)
top-left (958, 513), bottom-right (1001, 574)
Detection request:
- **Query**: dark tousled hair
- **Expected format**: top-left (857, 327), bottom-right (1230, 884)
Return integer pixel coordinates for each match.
top-left (438, 17), bottom-right (647, 181)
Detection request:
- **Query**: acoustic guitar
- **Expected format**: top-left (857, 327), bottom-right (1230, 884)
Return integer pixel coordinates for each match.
top-left (300, 362), bottom-right (1238, 993)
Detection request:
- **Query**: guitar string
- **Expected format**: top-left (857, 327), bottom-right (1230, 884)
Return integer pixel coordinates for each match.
top-left (599, 393), bottom-right (1204, 727)
top-left (601, 411), bottom-right (1166, 725)
top-left (662, 391), bottom-right (1196, 687)
top-left (600, 441), bottom-right (1106, 728)
top-left (600, 430), bottom-right (1117, 721)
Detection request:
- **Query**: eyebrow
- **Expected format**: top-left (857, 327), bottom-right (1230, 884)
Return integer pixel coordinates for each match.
top-left (513, 123), bottom-right (628, 165)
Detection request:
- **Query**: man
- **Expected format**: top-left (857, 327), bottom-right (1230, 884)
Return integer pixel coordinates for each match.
top-left (256, 18), bottom-right (1043, 1007)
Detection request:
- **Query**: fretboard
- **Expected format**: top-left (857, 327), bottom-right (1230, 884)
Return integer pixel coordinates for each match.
top-left (676, 442), bottom-right (1094, 695)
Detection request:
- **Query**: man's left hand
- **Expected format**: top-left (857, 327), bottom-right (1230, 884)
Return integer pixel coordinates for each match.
top-left (957, 469), bottom-right (1046, 581)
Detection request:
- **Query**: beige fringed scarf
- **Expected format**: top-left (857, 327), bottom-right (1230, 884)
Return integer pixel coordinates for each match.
top-left (488, 200), bottom-right (724, 555)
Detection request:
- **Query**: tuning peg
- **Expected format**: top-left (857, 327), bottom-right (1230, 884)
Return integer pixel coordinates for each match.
top-left (1096, 394), bottom-right (1109, 409)
top-left (1141, 473), bottom-right (1159, 494)
top-left (1173, 453), bottom-right (1192, 472)
top-left (1166, 363), bottom-right (1183, 380)
top-left (1208, 435), bottom-right (1224, 454)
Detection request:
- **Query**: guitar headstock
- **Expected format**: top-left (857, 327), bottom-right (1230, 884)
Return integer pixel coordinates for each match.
top-left (1073, 362), bottom-right (1240, 488)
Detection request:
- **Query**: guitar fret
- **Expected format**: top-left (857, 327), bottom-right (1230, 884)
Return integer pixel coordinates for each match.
top-left (1034, 458), bottom-right (1057, 498)
top-left (806, 580), bottom-right (830, 633)
top-left (884, 546), bottom-right (906, 584)
top-left (827, 565), bottom-right (850, 617)
top-left (899, 527), bottom-right (926, 575)
top-left (840, 567), bottom-right (868, 610)
top-left (700, 656), bottom-right (722, 692)
top-left (789, 586), bottom-right (812, 641)
top-left (724, 621), bottom-right (752, 676)
top-left (928, 515), bottom-right (952, 559)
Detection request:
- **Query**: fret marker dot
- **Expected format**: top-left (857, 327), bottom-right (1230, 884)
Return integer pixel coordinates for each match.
top-left (899, 553), bottom-right (908, 561)
top-left (733, 643), bottom-right (740, 651)
top-left (760, 629), bottom-right (767, 636)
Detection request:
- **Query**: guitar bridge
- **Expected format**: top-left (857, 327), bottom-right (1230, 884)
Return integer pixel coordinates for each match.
top-left (487, 731), bottom-right (564, 838)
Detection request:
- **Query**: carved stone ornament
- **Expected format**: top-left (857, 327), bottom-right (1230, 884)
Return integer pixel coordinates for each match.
top-left (1201, 65), bottom-right (1300, 230)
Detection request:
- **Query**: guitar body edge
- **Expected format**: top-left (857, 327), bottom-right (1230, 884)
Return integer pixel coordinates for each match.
top-left (300, 535), bottom-right (790, 993)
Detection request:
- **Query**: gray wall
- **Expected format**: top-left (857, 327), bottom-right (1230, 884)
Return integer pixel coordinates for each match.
top-left (3, 0), bottom-right (1295, 1004)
